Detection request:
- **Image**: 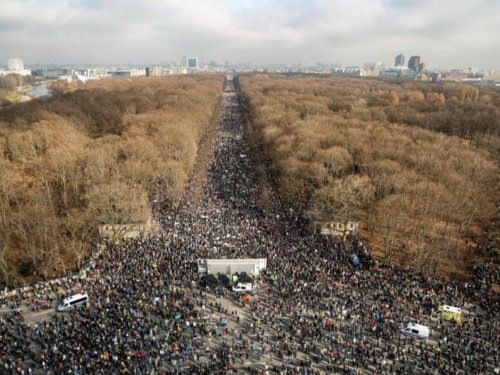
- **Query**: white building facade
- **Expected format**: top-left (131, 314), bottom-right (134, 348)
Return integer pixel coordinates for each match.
top-left (1, 58), bottom-right (31, 77)
top-left (151, 66), bottom-right (188, 76)
top-left (109, 68), bottom-right (146, 77)
top-left (8, 58), bottom-right (24, 71)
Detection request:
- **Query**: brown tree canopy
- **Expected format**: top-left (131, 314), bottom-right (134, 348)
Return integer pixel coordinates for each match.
top-left (0, 75), bottom-right (224, 285)
top-left (238, 74), bottom-right (500, 278)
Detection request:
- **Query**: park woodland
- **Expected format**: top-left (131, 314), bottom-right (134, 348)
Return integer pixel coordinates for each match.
top-left (237, 75), bottom-right (500, 279)
top-left (1, 74), bottom-right (500, 284)
top-left (0, 75), bottom-right (224, 284)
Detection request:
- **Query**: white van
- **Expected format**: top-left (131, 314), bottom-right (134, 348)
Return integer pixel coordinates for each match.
top-left (57, 292), bottom-right (89, 312)
top-left (400, 322), bottom-right (431, 339)
top-left (232, 283), bottom-right (252, 293)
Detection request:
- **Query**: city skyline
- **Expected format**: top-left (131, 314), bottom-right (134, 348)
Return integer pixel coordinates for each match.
top-left (0, 53), bottom-right (494, 76)
top-left (1, 0), bottom-right (499, 70)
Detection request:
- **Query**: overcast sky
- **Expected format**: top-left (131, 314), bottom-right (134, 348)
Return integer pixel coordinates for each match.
top-left (1, 0), bottom-right (499, 70)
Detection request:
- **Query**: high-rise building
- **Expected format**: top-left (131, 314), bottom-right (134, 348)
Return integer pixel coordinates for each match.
top-left (363, 62), bottom-right (374, 71)
top-left (181, 56), bottom-right (188, 67)
top-left (187, 57), bottom-right (198, 69)
top-left (373, 62), bottom-right (385, 72)
top-left (7, 58), bottom-right (24, 71)
top-left (408, 56), bottom-right (421, 72)
top-left (419, 62), bottom-right (426, 72)
top-left (430, 72), bottom-right (441, 82)
top-left (395, 54), bottom-right (405, 67)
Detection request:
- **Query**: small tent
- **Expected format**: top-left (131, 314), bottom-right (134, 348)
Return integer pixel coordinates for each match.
top-left (199, 274), bottom-right (219, 288)
top-left (239, 272), bottom-right (253, 284)
top-left (206, 274), bottom-right (219, 288)
top-left (218, 274), bottom-right (231, 288)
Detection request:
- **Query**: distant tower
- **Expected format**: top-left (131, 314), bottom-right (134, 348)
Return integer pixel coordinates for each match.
top-left (181, 56), bottom-right (188, 67)
top-left (373, 62), bottom-right (385, 72)
top-left (408, 56), bottom-right (421, 72)
top-left (187, 57), bottom-right (198, 69)
top-left (419, 62), bottom-right (426, 72)
top-left (395, 54), bottom-right (405, 67)
top-left (363, 62), bottom-right (374, 71)
top-left (8, 58), bottom-right (24, 71)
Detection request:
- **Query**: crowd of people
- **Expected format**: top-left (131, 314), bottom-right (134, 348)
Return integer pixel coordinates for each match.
top-left (0, 79), bottom-right (499, 374)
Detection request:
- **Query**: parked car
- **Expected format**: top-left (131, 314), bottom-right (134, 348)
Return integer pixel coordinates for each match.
top-left (232, 282), bottom-right (252, 293)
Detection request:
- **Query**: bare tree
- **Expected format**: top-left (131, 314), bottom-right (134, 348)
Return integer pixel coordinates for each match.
top-left (318, 175), bottom-right (375, 241)
top-left (158, 162), bottom-right (186, 208)
top-left (317, 146), bottom-right (352, 178)
top-left (46, 148), bottom-right (80, 207)
top-left (88, 181), bottom-right (150, 241)
top-left (0, 228), bottom-right (10, 285)
top-left (377, 193), bottom-right (407, 262)
top-left (13, 193), bottom-right (62, 277)
top-left (64, 214), bottom-right (96, 268)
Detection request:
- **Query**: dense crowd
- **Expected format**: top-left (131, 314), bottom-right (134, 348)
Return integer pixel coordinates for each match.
top-left (0, 80), bottom-right (499, 374)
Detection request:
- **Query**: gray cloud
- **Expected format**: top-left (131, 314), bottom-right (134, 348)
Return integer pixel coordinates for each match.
top-left (0, 0), bottom-right (498, 69)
